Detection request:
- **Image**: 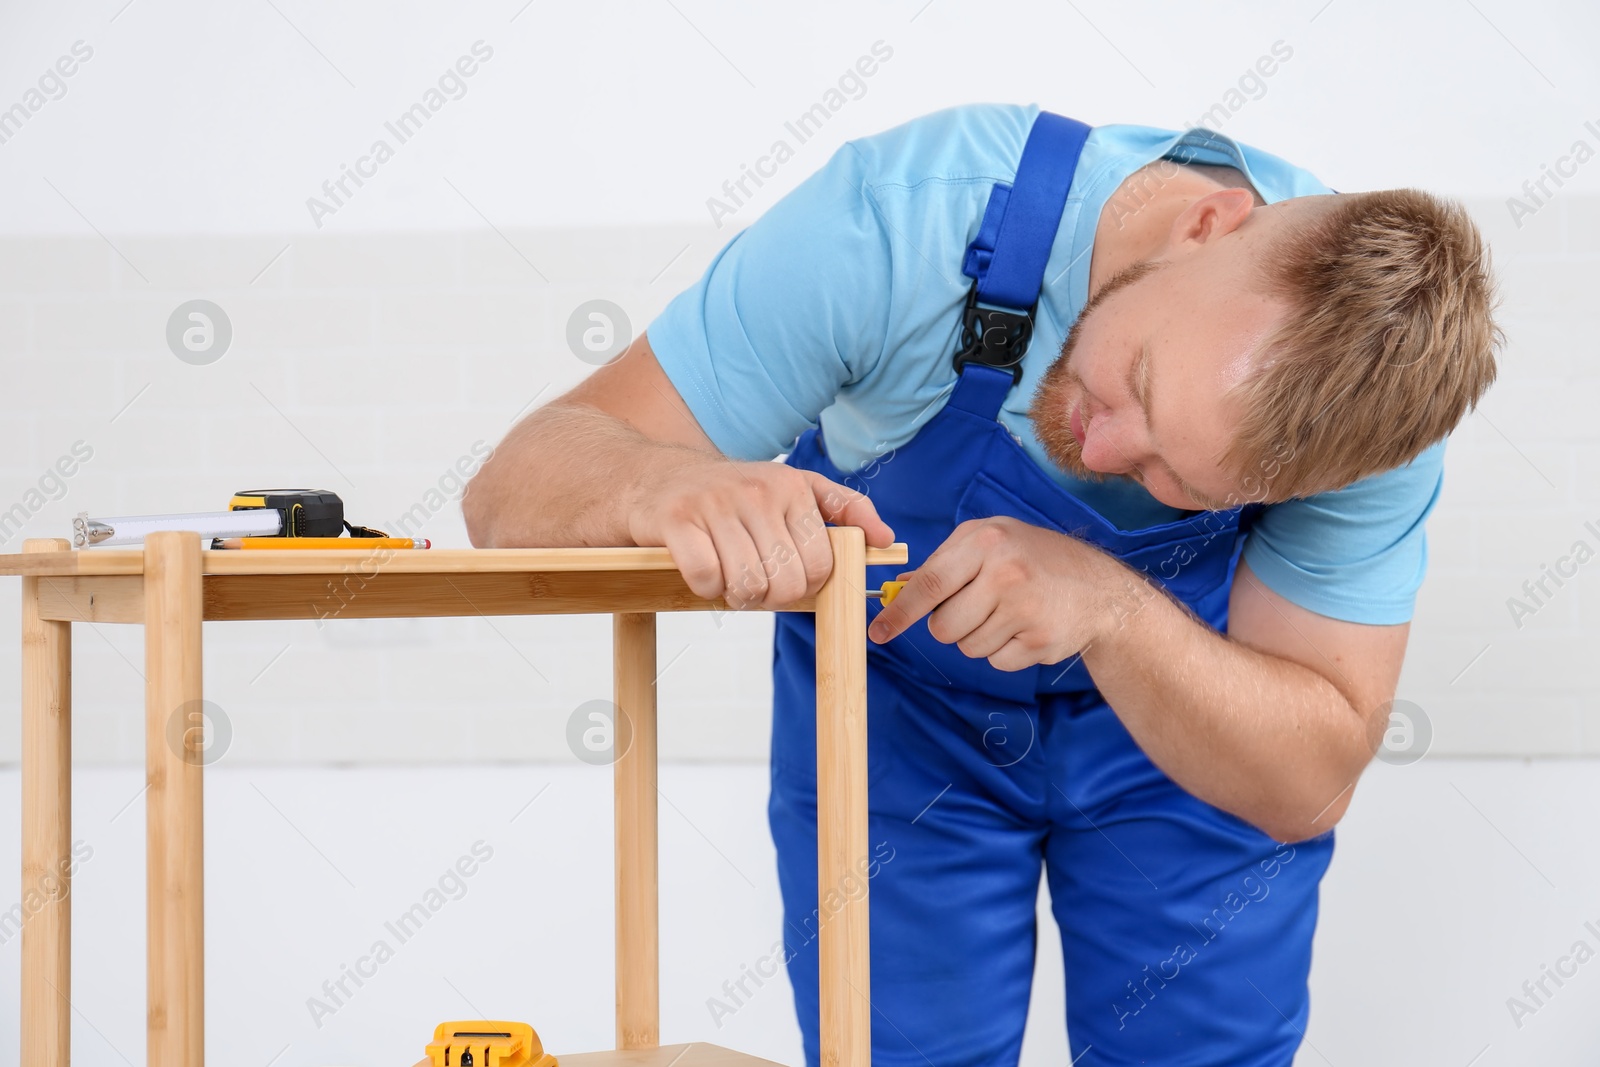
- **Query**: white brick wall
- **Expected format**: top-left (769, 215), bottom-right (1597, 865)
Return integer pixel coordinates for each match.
top-left (1400, 196), bottom-right (1600, 757)
top-left (3, 760), bottom-right (1597, 1067)
top-left (0, 223), bottom-right (766, 765)
top-left (0, 197), bottom-right (1596, 764)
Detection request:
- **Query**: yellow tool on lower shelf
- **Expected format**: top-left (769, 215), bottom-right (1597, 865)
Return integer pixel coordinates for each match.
top-left (424, 1021), bottom-right (556, 1067)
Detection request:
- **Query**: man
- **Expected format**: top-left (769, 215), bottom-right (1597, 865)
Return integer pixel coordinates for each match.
top-left (464, 103), bottom-right (1499, 1066)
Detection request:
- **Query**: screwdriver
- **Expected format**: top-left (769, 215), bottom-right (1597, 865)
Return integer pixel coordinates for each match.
top-left (866, 580), bottom-right (908, 606)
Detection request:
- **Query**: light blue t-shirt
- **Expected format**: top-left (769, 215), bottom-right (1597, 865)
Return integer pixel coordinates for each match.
top-left (647, 102), bottom-right (1443, 625)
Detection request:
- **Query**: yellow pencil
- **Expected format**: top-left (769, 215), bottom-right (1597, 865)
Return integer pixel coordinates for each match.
top-left (214, 537), bottom-right (430, 550)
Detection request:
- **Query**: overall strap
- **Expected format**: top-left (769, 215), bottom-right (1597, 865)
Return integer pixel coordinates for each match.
top-left (949, 111), bottom-right (1092, 419)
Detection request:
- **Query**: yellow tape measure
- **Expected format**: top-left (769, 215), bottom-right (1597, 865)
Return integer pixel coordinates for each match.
top-left (424, 1020), bottom-right (556, 1067)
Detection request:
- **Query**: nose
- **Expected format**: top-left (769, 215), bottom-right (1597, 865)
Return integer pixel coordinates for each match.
top-left (1080, 415), bottom-right (1131, 474)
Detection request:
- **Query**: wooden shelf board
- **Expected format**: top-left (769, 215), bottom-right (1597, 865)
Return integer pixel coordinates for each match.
top-left (0, 543), bottom-right (909, 578)
top-left (410, 1042), bottom-right (789, 1067)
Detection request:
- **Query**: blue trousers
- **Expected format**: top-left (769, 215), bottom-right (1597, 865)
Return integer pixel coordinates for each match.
top-left (769, 644), bottom-right (1335, 1067)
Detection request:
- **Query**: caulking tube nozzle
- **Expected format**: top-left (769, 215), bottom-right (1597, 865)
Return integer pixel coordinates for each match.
top-left (73, 519), bottom-right (114, 547)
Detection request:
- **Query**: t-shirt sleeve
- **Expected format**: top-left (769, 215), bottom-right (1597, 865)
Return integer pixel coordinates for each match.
top-left (645, 142), bottom-right (894, 460)
top-left (1240, 438), bottom-right (1447, 625)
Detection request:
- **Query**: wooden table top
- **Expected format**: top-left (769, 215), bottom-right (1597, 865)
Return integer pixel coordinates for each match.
top-left (0, 543), bottom-right (909, 578)
top-left (411, 1042), bottom-right (791, 1067)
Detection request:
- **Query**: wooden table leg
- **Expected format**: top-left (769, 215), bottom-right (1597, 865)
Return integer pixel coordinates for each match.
top-left (21, 538), bottom-right (73, 1067)
top-left (816, 527), bottom-right (870, 1067)
top-left (613, 612), bottom-right (659, 1049)
top-left (144, 531), bottom-right (204, 1067)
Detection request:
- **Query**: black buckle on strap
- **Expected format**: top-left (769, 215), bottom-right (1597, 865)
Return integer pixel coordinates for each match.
top-left (952, 284), bottom-right (1034, 383)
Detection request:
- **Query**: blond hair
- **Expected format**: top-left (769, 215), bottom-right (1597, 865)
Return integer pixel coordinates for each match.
top-left (1225, 189), bottom-right (1502, 501)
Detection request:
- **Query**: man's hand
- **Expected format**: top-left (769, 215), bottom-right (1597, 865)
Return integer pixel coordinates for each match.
top-left (627, 451), bottom-right (895, 610)
top-left (464, 331), bottom-right (893, 610)
top-left (866, 515), bottom-right (1125, 670)
top-left (862, 513), bottom-right (1404, 841)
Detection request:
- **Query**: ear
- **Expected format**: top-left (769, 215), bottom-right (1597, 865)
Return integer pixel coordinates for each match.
top-left (1168, 187), bottom-right (1256, 251)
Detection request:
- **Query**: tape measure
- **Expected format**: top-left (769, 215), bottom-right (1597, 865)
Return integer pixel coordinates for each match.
top-left (73, 489), bottom-right (391, 547)
top-left (424, 1020), bottom-right (556, 1067)
top-left (227, 489), bottom-right (387, 538)
top-left (228, 489), bottom-right (345, 537)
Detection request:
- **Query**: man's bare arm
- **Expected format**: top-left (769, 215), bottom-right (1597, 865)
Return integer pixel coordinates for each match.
top-left (1081, 559), bottom-right (1405, 841)
top-left (462, 331), bottom-right (894, 607)
top-left (461, 333), bottom-right (715, 549)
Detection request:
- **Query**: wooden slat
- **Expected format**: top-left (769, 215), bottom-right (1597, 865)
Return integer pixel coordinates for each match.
top-left (413, 1042), bottom-right (789, 1067)
top-left (34, 574), bottom-right (144, 623)
top-left (202, 571), bottom-right (799, 622)
top-left (561, 1044), bottom-right (788, 1067)
top-left (815, 527), bottom-right (871, 1067)
top-left (0, 543), bottom-right (909, 578)
top-left (144, 531), bottom-right (205, 1067)
top-left (614, 613), bottom-right (659, 1049)
top-left (20, 538), bottom-right (72, 1067)
top-left (201, 547), bottom-right (705, 574)
top-left (3, 534), bottom-right (905, 1067)
top-left (0, 551), bottom-right (145, 577)
top-left (28, 568), bottom-right (825, 624)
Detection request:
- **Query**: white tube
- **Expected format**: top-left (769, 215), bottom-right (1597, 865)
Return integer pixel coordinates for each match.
top-left (74, 509), bottom-right (284, 547)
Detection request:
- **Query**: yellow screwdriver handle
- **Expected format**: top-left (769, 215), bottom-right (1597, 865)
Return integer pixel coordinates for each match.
top-left (879, 580), bottom-right (908, 606)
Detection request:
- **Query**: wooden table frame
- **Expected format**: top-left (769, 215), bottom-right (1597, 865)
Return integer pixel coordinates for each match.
top-left (5, 529), bottom-right (906, 1067)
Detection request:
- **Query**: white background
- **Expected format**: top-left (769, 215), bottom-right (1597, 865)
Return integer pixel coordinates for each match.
top-left (0, 0), bottom-right (1598, 1064)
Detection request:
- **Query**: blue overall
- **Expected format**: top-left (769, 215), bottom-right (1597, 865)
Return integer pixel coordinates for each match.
top-left (768, 113), bottom-right (1335, 1066)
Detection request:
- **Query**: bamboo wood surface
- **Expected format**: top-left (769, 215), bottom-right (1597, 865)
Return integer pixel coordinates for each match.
top-left (613, 613), bottom-right (660, 1050)
top-left (29, 571), bottom-right (803, 624)
top-left (20, 538), bottom-right (72, 1067)
top-left (32, 571), bottom-right (811, 625)
top-left (1, 536), bottom-right (900, 1067)
top-left (34, 574), bottom-right (145, 623)
top-left (410, 1041), bottom-right (790, 1067)
top-left (562, 1044), bottom-right (790, 1067)
top-left (0, 544), bottom-right (909, 577)
top-left (815, 528), bottom-right (872, 1067)
top-left (144, 531), bottom-right (206, 1067)
top-left (23, 546), bottom-right (909, 623)
top-left (201, 571), bottom-right (798, 622)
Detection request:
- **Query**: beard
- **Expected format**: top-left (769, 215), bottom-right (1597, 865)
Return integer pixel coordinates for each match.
top-left (1026, 259), bottom-right (1163, 480)
top-left (1029, 350), bottom-right (1099, 481)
